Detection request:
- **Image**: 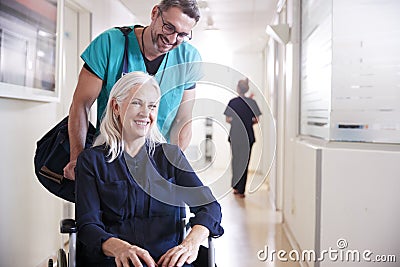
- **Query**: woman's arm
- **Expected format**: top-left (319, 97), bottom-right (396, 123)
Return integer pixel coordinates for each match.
top-left (158, 146), bottom-right (224, 266)
top-left (75, 150), bottom-right (114, 252)
top-left (172, 149), bottom-right (224, 236)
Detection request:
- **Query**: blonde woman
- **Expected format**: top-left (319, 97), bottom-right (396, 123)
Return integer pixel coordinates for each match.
top-left (75, 72), bottom-right (223, 267)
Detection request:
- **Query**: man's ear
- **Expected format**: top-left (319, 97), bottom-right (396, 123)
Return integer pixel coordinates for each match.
top-left (151, 5), bottom-right (159, 21)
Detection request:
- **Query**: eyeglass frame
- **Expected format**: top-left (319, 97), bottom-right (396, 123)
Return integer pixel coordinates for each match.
top-left (157, 7), bottom-right (193, 42)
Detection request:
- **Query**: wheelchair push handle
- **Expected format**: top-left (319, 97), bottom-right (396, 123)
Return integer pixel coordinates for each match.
top-left (60, 218), bottom-right (77, 234)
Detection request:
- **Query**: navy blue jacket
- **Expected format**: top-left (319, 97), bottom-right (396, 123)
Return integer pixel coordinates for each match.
top-left (75, 143), bottom-right (223, 266)
top-left (224, 96), bottom-right (262, 144)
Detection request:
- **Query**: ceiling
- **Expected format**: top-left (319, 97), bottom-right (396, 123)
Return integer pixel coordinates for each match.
top-left (120, 0), bottom-right (279, 53)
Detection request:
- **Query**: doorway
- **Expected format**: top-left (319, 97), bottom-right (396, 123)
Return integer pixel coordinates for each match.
top-left (61, 0), bottom-right (91, 219)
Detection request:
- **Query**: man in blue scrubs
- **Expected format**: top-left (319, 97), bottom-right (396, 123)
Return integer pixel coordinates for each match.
top-left (64, 0), bottom-right (202, 180)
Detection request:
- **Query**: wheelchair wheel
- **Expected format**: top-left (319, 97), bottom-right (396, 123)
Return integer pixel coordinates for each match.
top-left (57, 248), bottom-right (67, 267)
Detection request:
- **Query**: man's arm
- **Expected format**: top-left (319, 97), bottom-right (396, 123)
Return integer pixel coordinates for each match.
top-left (63, 67), bottom-right (102, 180)
top-left (169, 89), bottom-right (196, 151)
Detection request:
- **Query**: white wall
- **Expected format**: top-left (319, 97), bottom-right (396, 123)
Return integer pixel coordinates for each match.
top-left (319, 145), bottom-right (400, 266)
top-left (77, 0), bottom-right (136, 38)
top-left (0, 1), bottom-right (135, 266)
top-left (283, 139), bottom-right (319, 267)
top-left (283, 140), bottom-right (400, 267)
top-left (279, 1), bottom-right (400, 267)
top-left (0, 100), bottom-right (63, 267)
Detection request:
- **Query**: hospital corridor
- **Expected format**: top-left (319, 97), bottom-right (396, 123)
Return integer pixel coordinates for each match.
top-left (0, 0), bottom-right (399, 267)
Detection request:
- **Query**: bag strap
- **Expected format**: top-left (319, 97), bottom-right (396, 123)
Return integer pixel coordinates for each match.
top-left (115, 26), bottom-right (133, 76)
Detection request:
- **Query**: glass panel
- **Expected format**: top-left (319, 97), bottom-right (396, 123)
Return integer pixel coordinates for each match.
top-left (300, 0), bottom-right (400, 143)
top-left (300, 0), bottom-right (333, 139)
top-left (331, 0), bottom-right (400, 143)
top-left (0, 0), bottom-right (60, 101)
top-left (0, 30), bottom-right (28, 86)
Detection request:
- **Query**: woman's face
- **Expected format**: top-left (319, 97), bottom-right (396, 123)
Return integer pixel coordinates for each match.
top-left (116, 84), bottom-right (160, 141)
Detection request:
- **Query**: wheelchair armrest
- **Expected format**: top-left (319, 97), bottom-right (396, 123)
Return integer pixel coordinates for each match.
top-left (60, 218), bottom-right (77, 234)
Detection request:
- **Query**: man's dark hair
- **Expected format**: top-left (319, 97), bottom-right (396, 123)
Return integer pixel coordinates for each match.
top-left (158, 0), bottom-right (201, 22)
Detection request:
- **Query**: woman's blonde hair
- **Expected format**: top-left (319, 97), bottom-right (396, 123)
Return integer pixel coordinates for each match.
top-left (93, 72), bottom-right (165, 162)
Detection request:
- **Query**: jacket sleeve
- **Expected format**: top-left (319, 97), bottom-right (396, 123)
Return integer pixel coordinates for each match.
top-left (75, 150), bottom-right (116, 255)
top-left (166, 145), bottom-right (224, 237)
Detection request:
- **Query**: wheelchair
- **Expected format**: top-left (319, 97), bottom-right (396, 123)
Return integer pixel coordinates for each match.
top-left (48, 218), bottom-right (216, 267)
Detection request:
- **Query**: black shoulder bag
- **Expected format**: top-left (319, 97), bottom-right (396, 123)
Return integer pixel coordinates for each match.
top-left (34, 27), bottom-right (132, 202)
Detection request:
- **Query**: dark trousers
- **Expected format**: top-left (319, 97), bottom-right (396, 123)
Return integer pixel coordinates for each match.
top-left (230, 141), bottom-right (253, 194)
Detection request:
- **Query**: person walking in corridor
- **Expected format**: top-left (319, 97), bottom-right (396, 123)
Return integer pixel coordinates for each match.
top-left (224, 78), bottom-right (262, 198)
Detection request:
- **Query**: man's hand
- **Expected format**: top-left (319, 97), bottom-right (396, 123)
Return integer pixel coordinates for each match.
top-left (63, 160), bottom-right (77, 180)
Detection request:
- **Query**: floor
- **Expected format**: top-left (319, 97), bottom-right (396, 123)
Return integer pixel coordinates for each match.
top-left (197, 168), bottom-right (300, 267)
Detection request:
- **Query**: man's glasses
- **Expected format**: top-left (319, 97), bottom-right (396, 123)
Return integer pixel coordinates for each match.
top-left (158, 7), bottom-right (192, 42)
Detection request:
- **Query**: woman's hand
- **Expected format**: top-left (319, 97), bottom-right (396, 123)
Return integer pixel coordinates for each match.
top-left (157, 225), bottom-right (209, 267)
top-left (157, 243), bottom-right (198, 267)
top-left (102, 237), bottom-right (157, 267)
